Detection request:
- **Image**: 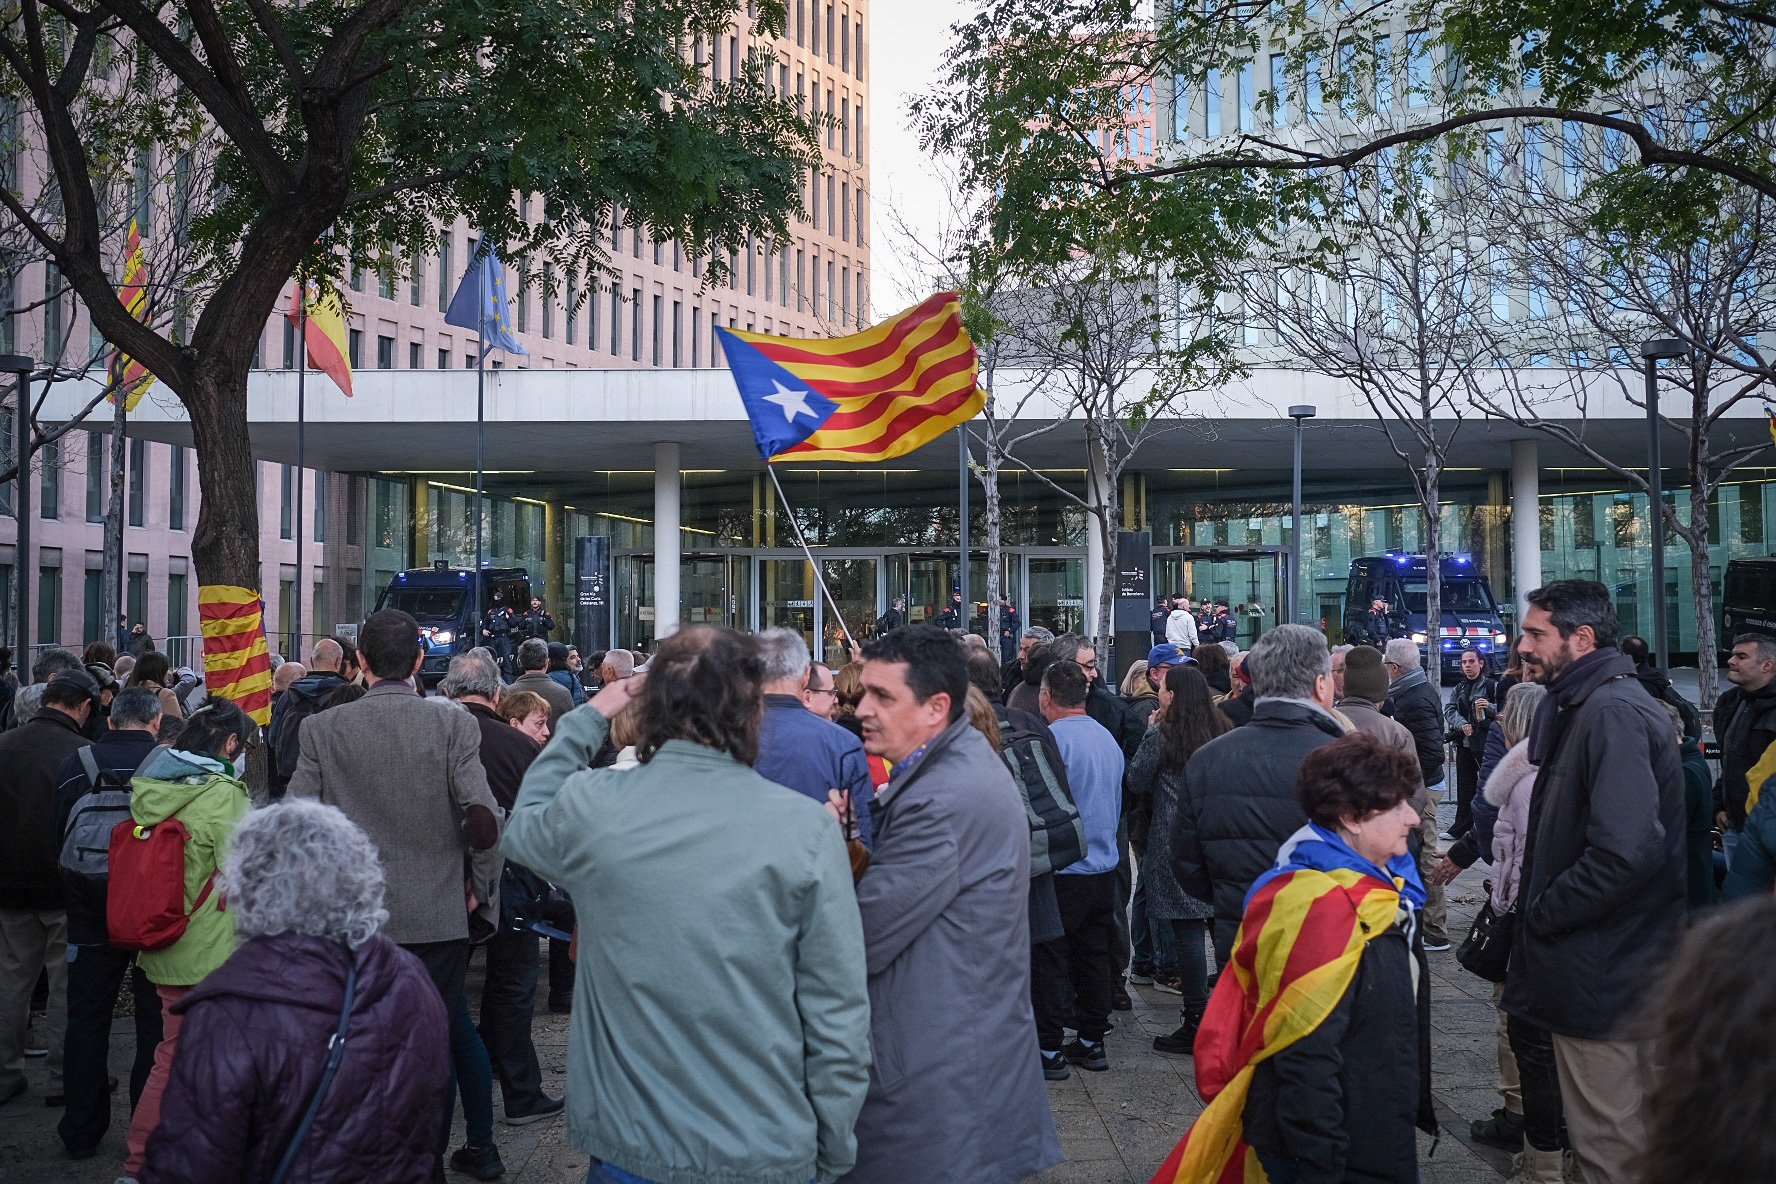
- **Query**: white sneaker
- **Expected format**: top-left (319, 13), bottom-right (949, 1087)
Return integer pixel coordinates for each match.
top-left (1423, 937), bottom-right (1453, 952)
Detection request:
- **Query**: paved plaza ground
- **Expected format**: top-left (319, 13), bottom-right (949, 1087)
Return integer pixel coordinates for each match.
top-left (1, 799), bottom-right (1513, 1184)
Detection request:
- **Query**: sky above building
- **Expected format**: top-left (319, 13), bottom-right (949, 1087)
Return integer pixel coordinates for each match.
top-left (869, 0), bottom-right (956, 316)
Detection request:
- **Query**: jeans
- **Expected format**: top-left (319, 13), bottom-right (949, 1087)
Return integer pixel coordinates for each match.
top-left (1033, 872), bottom-right (1117, 1049)
top-left (1453, 747), bottom-right (1481, 837)
top-left (58, 945), bottom-right (162, 1155)
top-left (1507, 1014), bottom-right (1568, 1153)
top-left (548, 936), bottom-right (575, 1004)
top-left (480, 927), bottom-right (545, 1113)
top-left (1171, 917), bottom-right (1211, 1008)
top-left (449, 990), bottom-right (495, 1149)
top-left (1129, 860), bottom-right (1158, 971)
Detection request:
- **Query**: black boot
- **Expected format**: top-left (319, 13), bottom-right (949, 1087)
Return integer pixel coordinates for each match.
top-left (1152, 1002), bottom-right (1205, 1056)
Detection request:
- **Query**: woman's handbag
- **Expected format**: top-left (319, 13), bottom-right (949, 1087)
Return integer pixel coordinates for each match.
top-left (1456, 899), bottom-right (1516, 983)
top-left (268, 954), bottom-right (359, 1184)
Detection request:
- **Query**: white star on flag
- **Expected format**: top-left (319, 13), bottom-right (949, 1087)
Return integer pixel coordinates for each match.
top-left (763, 379), bottom-right (818, 422)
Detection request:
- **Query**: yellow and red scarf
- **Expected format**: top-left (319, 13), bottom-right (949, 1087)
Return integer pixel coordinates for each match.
top-left (1148, 865), bottom-right (1404, 1184)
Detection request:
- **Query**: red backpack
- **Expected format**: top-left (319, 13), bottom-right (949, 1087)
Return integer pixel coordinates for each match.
top-left (107, 817), bottom-right (220, 952)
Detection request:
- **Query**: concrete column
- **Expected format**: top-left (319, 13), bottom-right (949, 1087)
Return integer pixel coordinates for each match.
top-left (1511, 439), bottom-right (1542, 618)
top-left (654, 442), bottom-right (681, 640)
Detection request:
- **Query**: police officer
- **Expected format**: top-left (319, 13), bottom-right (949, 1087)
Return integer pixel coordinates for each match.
top-left (483, 588), bottom-right (517, 677)
top-left (520, 597), bottom-right (555, 643)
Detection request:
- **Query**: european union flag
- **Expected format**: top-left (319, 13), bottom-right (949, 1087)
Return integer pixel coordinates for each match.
top-left (717, 326), bottom-right (841, 460)
top-left (445, 241), bottom-right (529, 357)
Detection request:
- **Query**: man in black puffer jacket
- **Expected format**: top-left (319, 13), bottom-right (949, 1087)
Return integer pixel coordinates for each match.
top-left (1173, 625), bottom-right (1345, 964)
top-left (1382, 638), bottom-right (1446, 793)
top-left (1504, 581), bottom-right (1683, 1184)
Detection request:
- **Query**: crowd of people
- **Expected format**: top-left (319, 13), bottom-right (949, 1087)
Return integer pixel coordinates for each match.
top-left (0, 577), bottom-right (1774, 1184)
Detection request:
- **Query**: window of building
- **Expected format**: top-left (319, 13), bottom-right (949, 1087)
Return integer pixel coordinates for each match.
top-left (711, 312), bottom-right (723, 363)
top-left (841, 182), bottom-right (851, 241)
top-left (631, 287), bottom-right (642, 361)
top-left (855, 18), bottom-right (864, 80)
top-left (44, 262), bottom-right (66, 355)
top-left (826, 5), bottom-right (835, 63)
top-left (407, 341), bottom-right (419, 369)
top-left (282, 316), bottom-right (296, 368)
top-left (438, 232), bottom-right (453, 313)
top-left (827, 174), bottom-right (836, 234)
top-left (1205, 69), bottom-right (1222, 136)
top-left (377, 268), bottom-right (395, 300)
top-left (651, 293), bottom-right (663, 366)
top-left (37, 562), bottom-right (61, 646)
top-left (348, 328), bottom-right (362, 368)
top-left (1406, 29), bottom-right (1431, 107)
top-left (39, 436), bottom-right (58, 519)
top-left (1269, 54), bottom-right (1288, 127)
top-left (376, 334), bottom-right (394, 369)
top-left (86, 432), bottom-right (105, 521)
top-left (541, 264), bottom-right (556, 339)
top-left (169, 445), bottom-right (185, 529)
top-left (1237, 62), bottom-right (1254, 133)
top-left (841, 13), bottom-right (850, 72)
top-left (565, 269), bottom-right (578, 345)
top-left (693, 306), bottom-right (703, 365)
top-left (127, 437), bottom-right (146, 527)
top-left (280, 464), bottom-right (294, 539)
top-left (1374, 35), bottom-right (1392, 109)
top-left (314, 469), bottom-right (327, 543)
top-left (841, 265), bottom-right (851, 321)
top-left (127, 566), bottom-right (146, 631)
top-left (83, 568), bottom-right (102, 644)
top-left (410, 255), bottom-right (423, 306)
top-left (167, 571), bottom-right (188, 639)
top-left (438, 347), bottom-right (450, 369)
top-left (610, 288), bottom-right (622, 355)
top-left (827, 259), bottom-right (837, 319)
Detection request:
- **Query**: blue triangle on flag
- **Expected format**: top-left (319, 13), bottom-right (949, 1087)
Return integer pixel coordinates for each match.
top-left (718, 328), bottom-right (841, 460)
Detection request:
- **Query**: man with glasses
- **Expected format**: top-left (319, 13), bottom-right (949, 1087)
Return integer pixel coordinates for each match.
top-left (754, 629), bottom-right (876, 849)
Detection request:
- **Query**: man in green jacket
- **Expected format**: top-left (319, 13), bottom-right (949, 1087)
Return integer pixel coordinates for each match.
top-left (505, 626), bottom-right (870, 1184)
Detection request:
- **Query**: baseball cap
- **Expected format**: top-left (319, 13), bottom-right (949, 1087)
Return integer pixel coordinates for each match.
top-left (47, 668), bottom-right (104, 703)
top-left (1147, 643), bottom-right (1196, 669)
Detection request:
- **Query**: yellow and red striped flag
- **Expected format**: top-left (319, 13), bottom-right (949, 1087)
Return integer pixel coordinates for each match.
top-left (718, 292), bottom-right (984, 462)
top-left (107, 218), bottom-right (155, 411)
top-left (286, 281), bottom-right (355, 397)
top-left (1149, 865), bottom-right (1404, 1184)
top-left (198, 585), bottom-right (274, 727)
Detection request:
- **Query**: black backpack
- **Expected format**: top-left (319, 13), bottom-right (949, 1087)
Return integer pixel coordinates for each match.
top-left (999, 716), bottom-right (1087, 877)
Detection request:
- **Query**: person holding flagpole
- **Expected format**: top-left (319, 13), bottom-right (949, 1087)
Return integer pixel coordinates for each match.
top-left (1149, 732), bottom-right (1435, 1184)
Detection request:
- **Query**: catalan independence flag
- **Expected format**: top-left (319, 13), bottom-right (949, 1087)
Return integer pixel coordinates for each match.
top-left (719, 293), bottom-right (985, 462)
top-left (107, 218), bottom-right (155, 411)
top-left (198, 585), bottom-right (274, 727)
top-left (1149, 824), bottom-right (1421, 1184)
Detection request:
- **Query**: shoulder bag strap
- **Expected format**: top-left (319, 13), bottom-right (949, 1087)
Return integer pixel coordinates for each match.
top-left (77, 746), bottom-right (102, 789)
top-left (268, 953), bottom-right (359, 1184)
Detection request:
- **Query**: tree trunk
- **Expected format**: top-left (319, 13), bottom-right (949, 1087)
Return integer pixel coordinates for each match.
top-left (981, 431), bottom-right (1004, 661)
top-left (1085, 423), bottom-right (1117, 659)
top-left (101, 394), bottom-right (125, 649)
top-left (1687, 483), bottom-right (1719, 708)
top-left (1424, 453), bottom-right (1443, 690)
top-left (185, 365), bottom-right (264, 591)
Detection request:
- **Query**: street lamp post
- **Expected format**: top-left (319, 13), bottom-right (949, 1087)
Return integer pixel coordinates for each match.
top-left (1288, 405), bottom-right (1317, 623)
top-left (1, 355), bottom-right (35, 659)
top-left (1640, 338), bottom-right (1687, 673)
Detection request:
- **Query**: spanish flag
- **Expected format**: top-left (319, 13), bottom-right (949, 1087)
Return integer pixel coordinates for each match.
top-left (107, 218), bottom-right (155, 411)
top-left (719, 293), bottom-right (984, 462)
top-left (198, 585), bottom-right (274, 727)
top-left (286, 282), bottom-right (354, 397)
top-left (1149, 826), bottom-right (1417, 1184)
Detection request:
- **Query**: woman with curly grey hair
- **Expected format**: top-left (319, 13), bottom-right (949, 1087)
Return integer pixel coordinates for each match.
top-left (138, 799), bottom-right (450, 1184)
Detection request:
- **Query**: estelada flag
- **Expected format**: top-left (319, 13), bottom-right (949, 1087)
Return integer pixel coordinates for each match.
top-left (286, 282), bottom-right (354, 397)
top-left (719, 292), bottom-right (985, 462)
top-left (198, 584), bottom-right (274, 727)
top-left (107, 218), bottom-right (155, 411)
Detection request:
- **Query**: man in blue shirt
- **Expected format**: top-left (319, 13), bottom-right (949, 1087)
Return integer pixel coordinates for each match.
top-left (1032, 659), bottom-right (1126, 1078)
top-left (753, 628), bottom-right (875, 849)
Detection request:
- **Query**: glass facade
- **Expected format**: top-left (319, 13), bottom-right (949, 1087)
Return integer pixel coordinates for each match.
top-left (317, 462), bottom-right (1776, 659)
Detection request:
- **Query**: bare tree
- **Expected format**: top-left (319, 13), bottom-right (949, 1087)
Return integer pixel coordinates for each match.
top-left (1464, 98), bottom-right (1776, 705)
top-left (991, 259), bottom-right (1232, 657)
top-left (1233, 143), bottom-right (1496, 684)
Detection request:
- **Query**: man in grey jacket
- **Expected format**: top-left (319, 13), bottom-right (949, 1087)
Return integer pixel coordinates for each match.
top-left (845, 627), bottom-right (1062, 1184)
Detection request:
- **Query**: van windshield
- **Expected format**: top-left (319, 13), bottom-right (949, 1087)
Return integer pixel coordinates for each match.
top-left (1727, 564), bottom-right (1776, 610)
top-left (384, 588), bottom-right (466, 621)
top-left (1400, 578), bottom-right (1495, 615)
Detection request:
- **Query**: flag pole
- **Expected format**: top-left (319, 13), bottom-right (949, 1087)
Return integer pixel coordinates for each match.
top-left (765, 462), bottom-right (854, 654)
top-left (293, 287), bottom-right (307, 660)
top-left (474, 255), bottom-right (486, 599)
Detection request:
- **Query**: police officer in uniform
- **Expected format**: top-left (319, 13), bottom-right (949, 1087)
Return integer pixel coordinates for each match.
top-left (483, 588), bottom-right (517, 677)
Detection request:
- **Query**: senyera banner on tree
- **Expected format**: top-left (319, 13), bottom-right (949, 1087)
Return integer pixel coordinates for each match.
top-left (198, 585), bottom-right (274, 726)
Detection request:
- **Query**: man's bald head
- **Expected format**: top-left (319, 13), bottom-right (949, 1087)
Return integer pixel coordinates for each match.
top-left (273, 662), bottom-right (307, 693)
top-left (309, 638), bottom-right (343, 673)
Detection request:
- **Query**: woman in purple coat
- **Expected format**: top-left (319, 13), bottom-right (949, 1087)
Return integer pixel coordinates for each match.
top-left (139, 799), bottom-right (450, 1184)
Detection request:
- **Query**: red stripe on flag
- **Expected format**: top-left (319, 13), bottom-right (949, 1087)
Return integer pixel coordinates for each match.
top-left (779, 381), bottom-right (981, 459)
top-left (202, 630), bottom-right (263, 657)
top-left (751, 293), bottom-right (957, 370)
top-left (199, 598), bottom-right (264, 623)
top-left (799, 335), bottom-right (976, 409)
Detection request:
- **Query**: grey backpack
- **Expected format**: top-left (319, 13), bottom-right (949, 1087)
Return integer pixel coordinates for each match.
top-left (59, 748), bottom-right (136, 883)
